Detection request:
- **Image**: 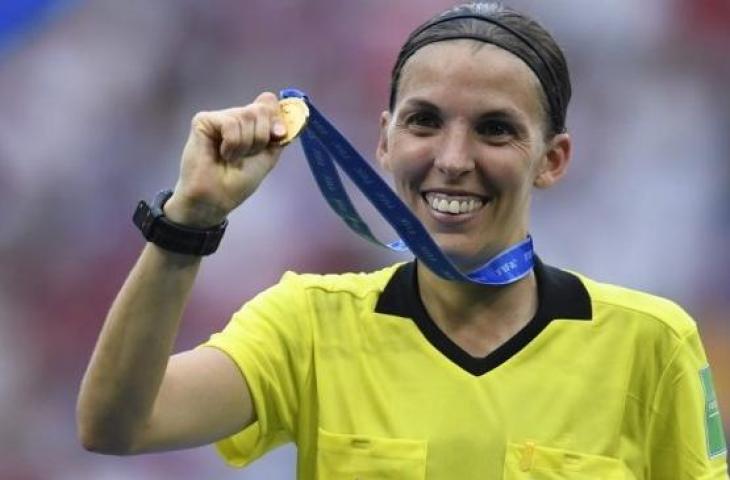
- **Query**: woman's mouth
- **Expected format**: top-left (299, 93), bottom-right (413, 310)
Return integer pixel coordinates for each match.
top-left (423, 192), bottom-right (488, 215)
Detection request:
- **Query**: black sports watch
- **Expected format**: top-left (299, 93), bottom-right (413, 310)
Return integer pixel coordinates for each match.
top-left (133, 189), bottom-right (228, 256)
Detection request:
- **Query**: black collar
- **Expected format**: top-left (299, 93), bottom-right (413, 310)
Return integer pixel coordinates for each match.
top-left (374, 257), bottom-right (592, 376)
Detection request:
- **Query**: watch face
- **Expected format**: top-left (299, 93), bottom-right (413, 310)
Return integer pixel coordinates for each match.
top-left (133, 200), bottom-right (156, 237)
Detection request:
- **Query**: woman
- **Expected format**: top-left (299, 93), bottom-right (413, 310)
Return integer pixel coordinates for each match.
top-left (76, 2), bottom-right (728, 478)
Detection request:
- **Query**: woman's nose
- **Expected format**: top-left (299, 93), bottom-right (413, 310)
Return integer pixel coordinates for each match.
top-left (433, 126), bottom-right (476, 178)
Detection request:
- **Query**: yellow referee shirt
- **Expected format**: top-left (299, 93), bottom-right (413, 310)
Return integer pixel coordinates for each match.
top-left (203, 258), bottom-right (728, 479)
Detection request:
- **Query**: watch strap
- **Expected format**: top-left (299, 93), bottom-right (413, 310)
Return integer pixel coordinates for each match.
top-left (133, 190), bottom-right (227, 256)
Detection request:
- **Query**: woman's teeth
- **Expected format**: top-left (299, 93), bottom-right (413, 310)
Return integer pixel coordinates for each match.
top-left (424, 192), bottom-right (484, 214)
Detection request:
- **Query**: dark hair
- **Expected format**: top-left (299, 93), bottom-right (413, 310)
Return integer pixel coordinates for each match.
top-left (389, 2), bottom-right (571, 137)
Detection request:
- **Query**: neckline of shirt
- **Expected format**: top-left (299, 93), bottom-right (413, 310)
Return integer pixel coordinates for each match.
top-left (374, 256), bottom-right (593, 376)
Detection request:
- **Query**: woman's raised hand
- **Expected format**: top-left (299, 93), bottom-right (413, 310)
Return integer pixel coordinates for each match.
top-left (164, 92), bottom-right (288, 228)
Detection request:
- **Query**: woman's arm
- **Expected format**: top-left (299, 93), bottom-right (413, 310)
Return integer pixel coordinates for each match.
top-left (76, 92), bottom-right (288, 454)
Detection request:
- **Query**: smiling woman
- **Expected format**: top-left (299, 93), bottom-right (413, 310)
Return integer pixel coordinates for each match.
top-left (378, 41), bottom-right (570, 270)
top-left (75, 2), bottom-right (728, 480)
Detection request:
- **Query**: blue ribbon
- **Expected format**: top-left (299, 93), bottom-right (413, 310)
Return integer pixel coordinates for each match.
top-left (281, 87), bottom-right (534, 285)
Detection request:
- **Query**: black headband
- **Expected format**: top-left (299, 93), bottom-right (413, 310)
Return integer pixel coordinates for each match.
top-left (390, 13), bottom-right (566, 133)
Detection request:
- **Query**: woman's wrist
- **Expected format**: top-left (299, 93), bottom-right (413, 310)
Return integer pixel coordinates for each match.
top-left (163, 195), bottom-right (228, 229)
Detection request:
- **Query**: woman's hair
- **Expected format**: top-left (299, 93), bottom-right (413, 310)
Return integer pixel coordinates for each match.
top-left (389, 2), bottom-right (571, 137)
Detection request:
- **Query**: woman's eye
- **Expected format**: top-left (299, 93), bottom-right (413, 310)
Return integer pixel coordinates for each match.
top-left (406, 112), bottom-right (441, 129)
top-left (477, 120), bottom-right (515, 139)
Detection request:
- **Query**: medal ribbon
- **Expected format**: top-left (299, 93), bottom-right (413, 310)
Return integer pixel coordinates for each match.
top-left (281, 88), bottom-right (534, 285)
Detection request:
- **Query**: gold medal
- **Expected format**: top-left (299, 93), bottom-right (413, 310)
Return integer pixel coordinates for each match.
top-left (277, 97), bottom-right (310, 146)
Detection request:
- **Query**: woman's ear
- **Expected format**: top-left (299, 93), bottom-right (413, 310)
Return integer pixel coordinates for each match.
top-left (534, 132), bottom-right (572, 189)
top-left (376, 111), bottom-right (392, 172)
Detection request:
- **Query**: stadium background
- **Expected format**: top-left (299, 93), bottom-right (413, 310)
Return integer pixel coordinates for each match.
top-left (0, 0), bottom-right (728, 477)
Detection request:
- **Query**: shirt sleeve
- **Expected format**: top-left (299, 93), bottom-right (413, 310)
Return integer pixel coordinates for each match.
top-left (200, 271), bottom-right (313, 468)
top-left (647, 325), bottom-right (729, 479)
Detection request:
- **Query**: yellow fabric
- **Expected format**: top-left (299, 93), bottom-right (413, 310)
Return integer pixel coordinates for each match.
top-left (202, 265), bottom-right (728, 479)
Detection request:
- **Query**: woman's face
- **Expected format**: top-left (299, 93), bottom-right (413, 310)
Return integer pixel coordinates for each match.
top-left (377, 40), bottom-right (570, 271)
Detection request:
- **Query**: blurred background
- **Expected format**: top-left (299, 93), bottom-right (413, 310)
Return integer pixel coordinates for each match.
top-left (0, 0), bottom-right (728, 478)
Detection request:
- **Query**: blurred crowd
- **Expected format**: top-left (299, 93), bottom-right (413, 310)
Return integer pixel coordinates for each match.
top-left (0, 0), bottom-right (728, 478)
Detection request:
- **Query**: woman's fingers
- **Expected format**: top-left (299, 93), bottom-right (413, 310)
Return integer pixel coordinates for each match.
top-left (253, 110), bottom-right (275, 154)
top-left (173, 92), bottom-right (289, 225)
top-left (210, 93), bottom-right (283, 162)
top-left (223, 110), bottom-right (255, 164)
top-left (189, 92), bottom-right (285, 164)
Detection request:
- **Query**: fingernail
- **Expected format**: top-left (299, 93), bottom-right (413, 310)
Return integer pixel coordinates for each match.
top-left (273, 120), bottom-right (287, 137)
